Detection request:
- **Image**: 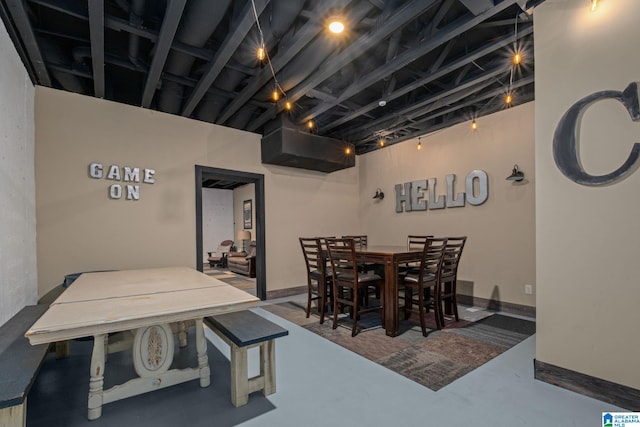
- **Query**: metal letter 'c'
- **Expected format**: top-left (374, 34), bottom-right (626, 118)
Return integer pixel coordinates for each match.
top-left (552, 82), bottom-right (640, 186)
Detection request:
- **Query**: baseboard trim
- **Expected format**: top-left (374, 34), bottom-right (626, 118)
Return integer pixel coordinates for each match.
top-left (457, 294), bottom-right (536, 318)
top-left (534, 359), bottom-right (639, 410)
top-left (266, 285), bottom-right (306, 300)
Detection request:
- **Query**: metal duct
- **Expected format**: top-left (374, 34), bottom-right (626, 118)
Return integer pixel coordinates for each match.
top-left (226, 38), bottom-right (337, 129)
top-left (252, 1), bottom-right (375, 111)
top-left (261, 115), bottom-right (354, 173)
top-left (195, 0), bottom-right (305, 125)
top-left (127, 0), bottom-right (146, 66)
top-left (37, 37), bottom-right (86, 94)
top-left (156, 0), bottom-right (231, 114)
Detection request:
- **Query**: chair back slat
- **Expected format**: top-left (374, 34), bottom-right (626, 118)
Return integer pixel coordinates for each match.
top-left (442, 236), bottom-right (467, 277)
top-left (407, 235), bottom-right (432, 251)
top-left (416, 237), bottom-right (448, 283)
top-left (326, 238), bottom-right (359, 280)
top-left (342, 235), bottom-right (367, 249)
top-left (299, 237), bottom-right (325, 273)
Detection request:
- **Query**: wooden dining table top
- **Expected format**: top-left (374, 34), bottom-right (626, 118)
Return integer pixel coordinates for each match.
top-left (354, 245), bottom-right (422, 255)
top-left (25, 266), bottom-right (259, 345)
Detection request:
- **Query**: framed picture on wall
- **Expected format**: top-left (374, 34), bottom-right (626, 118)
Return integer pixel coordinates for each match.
top-left (243, 199), bottom-right (252, 229)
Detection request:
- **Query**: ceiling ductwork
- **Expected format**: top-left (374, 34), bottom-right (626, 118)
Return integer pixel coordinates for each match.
top-left (1, 0), bottom-right (545, 155)
top-left (261, 115), bottom-right (354, 173)
top-left (157, 0), bottom-right (231, 114)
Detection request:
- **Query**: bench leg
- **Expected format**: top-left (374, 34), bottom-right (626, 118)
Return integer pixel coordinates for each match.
top-left (228, 340), bottom-right (277, 407)
top-left (261, 340), bottom-right (276, 396)
top-left (230, 345), bottom-right (249, 407)
top-left (88, 334), bottom-right (106, 420)
top-left (0, 398), bottom-right (26, 427)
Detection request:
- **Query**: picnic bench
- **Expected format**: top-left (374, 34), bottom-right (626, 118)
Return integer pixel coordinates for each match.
top-left (0, 305), bottom-right (50, 427)
top-left (204, 311), bottom-right (288, 407)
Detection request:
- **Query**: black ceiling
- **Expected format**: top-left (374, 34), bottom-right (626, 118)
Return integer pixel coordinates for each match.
top-left (1, 0), bottom-right (543, 154)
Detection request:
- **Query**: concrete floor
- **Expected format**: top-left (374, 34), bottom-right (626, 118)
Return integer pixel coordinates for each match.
top-left (27, 304), bottom-right (624, 427)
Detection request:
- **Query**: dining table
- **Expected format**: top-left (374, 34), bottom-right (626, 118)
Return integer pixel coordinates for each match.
top-left (354, 245), bottom-right (424, 337)
top-left (25, 266), bottom-right (259, 420)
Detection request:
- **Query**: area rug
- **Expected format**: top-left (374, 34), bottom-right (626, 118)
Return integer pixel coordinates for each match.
top-left (262, 300), bottom-right (535, 391)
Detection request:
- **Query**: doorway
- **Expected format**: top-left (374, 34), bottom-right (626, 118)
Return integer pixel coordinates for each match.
top-left (195, 166), bottom-right (266, 300)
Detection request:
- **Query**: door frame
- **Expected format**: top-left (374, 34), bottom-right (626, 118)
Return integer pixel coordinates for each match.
top-left (195, 165), bottom-right (266, 300)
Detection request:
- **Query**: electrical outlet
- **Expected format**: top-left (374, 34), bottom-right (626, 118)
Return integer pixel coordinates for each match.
top-left (524, 284), bottom-right (533, 295)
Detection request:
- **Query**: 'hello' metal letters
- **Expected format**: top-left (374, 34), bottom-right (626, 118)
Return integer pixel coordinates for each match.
top-left (395, 170), bottom-right (488, 213)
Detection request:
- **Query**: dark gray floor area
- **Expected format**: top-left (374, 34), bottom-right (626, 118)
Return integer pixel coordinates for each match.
top-left (26, 306), bottom-right (625, 427)
top-left (27, 332), bottom-right (275, 427)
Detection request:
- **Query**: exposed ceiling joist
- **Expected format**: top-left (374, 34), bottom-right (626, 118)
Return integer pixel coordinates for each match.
top-left (3, 0), bottom-right (544, 157)
top-left (180, 0), bottom-right (271, 117)
top-left (459, 0), bottom-right (495, 16)
top-left (3, 0), bottom-right (51, 85)
top-left (248, 0), bottom-right (440, 131)
top-left (216, 0), bottom-right (353, 125)
top-left (88, 0), bottom-right (104, 98)
top-left (297, 0), bottom-right (521, 128)
top-left (141, 0), bottom-right (186, 107)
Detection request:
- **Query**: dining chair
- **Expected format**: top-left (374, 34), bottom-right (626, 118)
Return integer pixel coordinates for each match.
top-left (439, 236), bottom-right (467, 324)
top-left (342, 234), bottom-right (381, 302)
top-left (299, 237), bottom-right (332, 324)
top-left (400, 237), bottom-right (448, 336)
top-left (326, 238), bottom-right (383, 337)
top-left (401, 235), bottom-right (432, 273)
top-left (342, 234), bottom-right (376, 271)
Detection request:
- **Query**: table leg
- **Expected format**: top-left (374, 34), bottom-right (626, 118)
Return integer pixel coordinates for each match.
top-left (195, 319), bottom-right (210, 387)
top-left (383, 257), bottom-right (400, 337)
top-left (88, 333), bottom-right (106, 420)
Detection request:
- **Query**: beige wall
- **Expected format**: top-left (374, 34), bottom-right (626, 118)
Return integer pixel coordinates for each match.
top-left (535, 0), bottom-right (640, 389)
top-left (35, 87), bottom-right (537, 309)
top-left (35, 87), bottom-right (360, 296)
top-left (359, 102), bottom-right (536, 307)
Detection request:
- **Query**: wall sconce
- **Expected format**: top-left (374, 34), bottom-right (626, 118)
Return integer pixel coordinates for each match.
top-left (372, 188), bottom-right (385, 200)
top-left (506, 164), bottom-right (525, 182)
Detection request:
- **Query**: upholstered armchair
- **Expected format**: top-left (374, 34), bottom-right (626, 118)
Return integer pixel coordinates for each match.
top-left (227, 241), bottom-right (256, 277)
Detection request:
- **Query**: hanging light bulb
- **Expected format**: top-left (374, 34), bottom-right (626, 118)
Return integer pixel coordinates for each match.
top-left (417, 137), bottom-right (422, 150)
top-left (379, 139), bottom-right (385, 147)
top-left (471, 119), bottom-right (478, 130)
top-left (308, 120), bottom-right (314, 129)
top-left (345, 146), bottom-right (351, 155)
top-left (512, 51), bottom-right (522, 65)
top-left (256, 46), bottom-right (266, 62)
top-left (285, 101), bottom-right (292, 111)
top-left (591, 0), bottom-right (599, 12)
top-left (505, 93), bottom-right (513, 105)
top-left (272, 89), bottom-right (280, 102)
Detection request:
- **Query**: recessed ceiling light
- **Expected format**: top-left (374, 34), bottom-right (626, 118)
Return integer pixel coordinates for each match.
top-left (329, 20), bottom-right (345, 34)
